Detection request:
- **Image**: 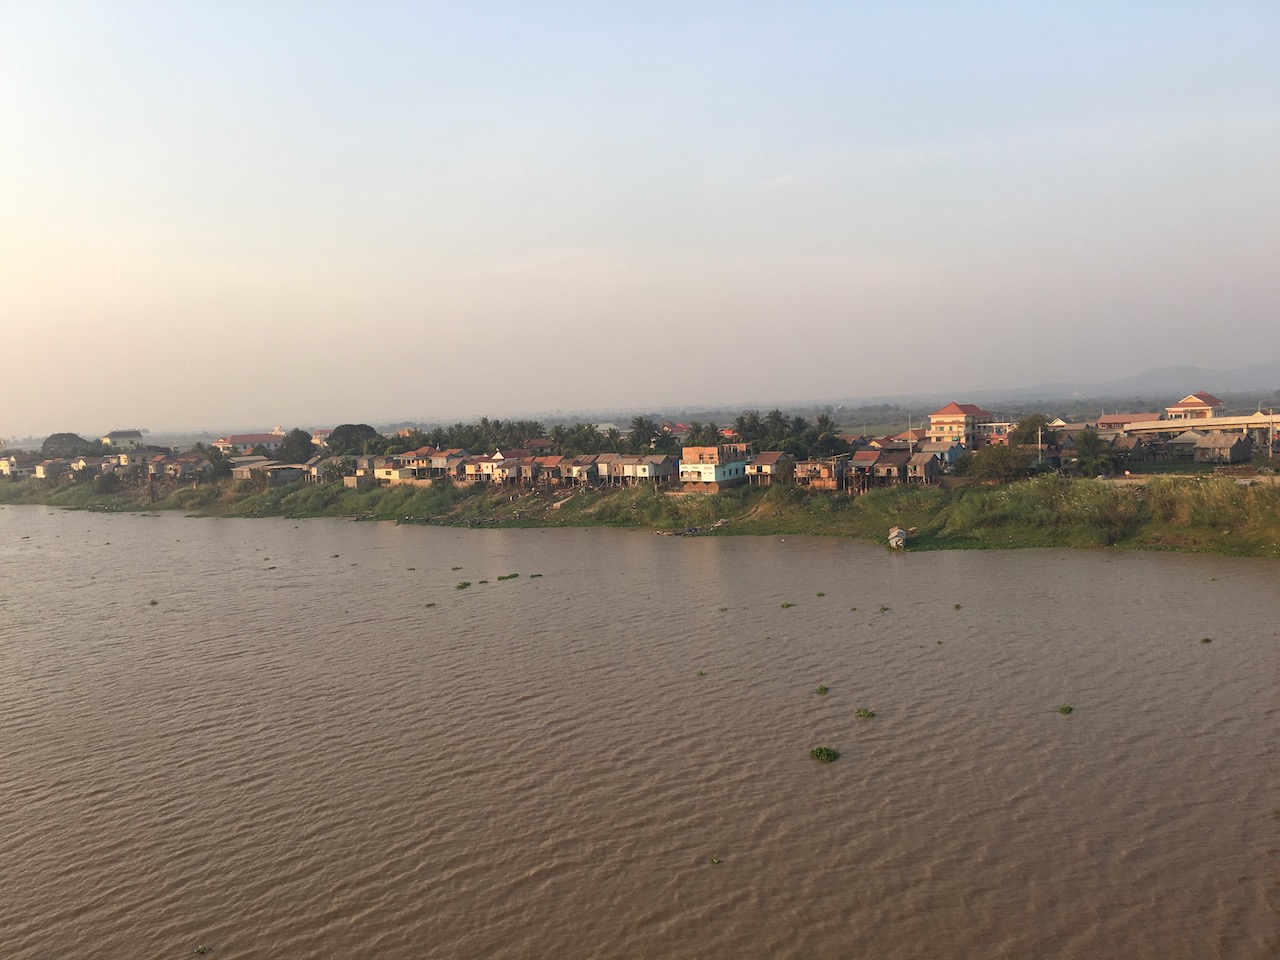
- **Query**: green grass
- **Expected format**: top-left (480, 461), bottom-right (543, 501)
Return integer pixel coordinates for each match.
top-left (7, 473), bottom-right (1280, 558)
top-left (1058, 704), bottom-right (1074, 715)
top-left (855, 707), bottom-right (875, 718)
top-left (780, 602), bottom-right (796, 609)
top-left (456, 581), bottom-right (471, 590)
top-left (816, 684), bottom-right (829, 695)
top-left (497, 573), bottom-right (519, 580)
top-left (810, 746), bottom-right (840, 763)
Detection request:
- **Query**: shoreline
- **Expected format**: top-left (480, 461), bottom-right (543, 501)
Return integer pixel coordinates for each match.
top-left (3, 474), bottom-right (1280, 558)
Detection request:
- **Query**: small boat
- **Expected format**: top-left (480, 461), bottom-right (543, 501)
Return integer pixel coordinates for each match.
top-left (887, 526), bottom-right (908, 549)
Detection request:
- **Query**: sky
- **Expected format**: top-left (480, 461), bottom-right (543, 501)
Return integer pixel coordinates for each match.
top-left (2, 2), bottom-right (1278, 438)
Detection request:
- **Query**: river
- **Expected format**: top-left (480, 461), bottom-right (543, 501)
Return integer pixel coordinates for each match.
top-left (1, 506), bottom-right (1276, 958)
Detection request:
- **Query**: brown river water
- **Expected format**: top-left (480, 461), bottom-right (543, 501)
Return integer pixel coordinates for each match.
top-left (1, 506), bottom-right (1277, 959)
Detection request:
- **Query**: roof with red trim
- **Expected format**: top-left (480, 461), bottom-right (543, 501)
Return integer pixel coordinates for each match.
top-left (1168, 391), bottom-right (1223, 408)
top-left (929, 402), bottom-right (992, 418)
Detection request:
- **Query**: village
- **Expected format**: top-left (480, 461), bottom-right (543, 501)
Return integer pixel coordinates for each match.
top-left (3, 391), bottom-right (1277, 494)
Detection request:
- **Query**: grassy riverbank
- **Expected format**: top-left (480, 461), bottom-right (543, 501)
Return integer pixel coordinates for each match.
top-left (3, 475), bottom-right (1279, 557)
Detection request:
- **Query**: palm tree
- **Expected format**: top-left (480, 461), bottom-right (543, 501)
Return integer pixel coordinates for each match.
top-left (764, 409), bottom-right (787, 438)
top-left (630, 417), bottom-right (659, 451)
top-left (1073, 427), bottom-right (1118, 476)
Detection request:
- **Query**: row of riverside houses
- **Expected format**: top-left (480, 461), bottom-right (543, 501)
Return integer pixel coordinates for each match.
top-left (9, 390), bottom-right (1272, 490)
top-left (1, 449), bottom-right (218, 482)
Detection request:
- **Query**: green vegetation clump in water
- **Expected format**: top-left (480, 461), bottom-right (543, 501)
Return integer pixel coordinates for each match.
top-left (497, 573), bottom-right (519, 580)
top-left (1058, 704), bottom-right (1074, 715)
top-left (5, 473), bottom-right (1280, 557)
top-left (810, 746), bottom-right (840, 763)
top-left (455, 581), bottom-right (471, 590)
top-left (780, 602), bottom-right (796, 609)
top-left (855, 707), bottom-right (875, 718)
top-left (816, 685), bottom-right (829, 695)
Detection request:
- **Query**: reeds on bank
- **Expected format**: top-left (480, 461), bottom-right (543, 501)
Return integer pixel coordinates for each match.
top-left (4, 473), bottom-right (1280, 557)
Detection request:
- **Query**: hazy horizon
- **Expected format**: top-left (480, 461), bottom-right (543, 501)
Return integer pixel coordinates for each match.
top-left (4, 3), bottom-right (1277, 438)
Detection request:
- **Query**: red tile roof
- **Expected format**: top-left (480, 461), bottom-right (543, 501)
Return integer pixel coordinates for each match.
top-left (1168, 391), bottom-right (1224, 409)
top-left (930, 402), bottom-right (992, 418)
top-left (751, 451), bottom-right (789, 465)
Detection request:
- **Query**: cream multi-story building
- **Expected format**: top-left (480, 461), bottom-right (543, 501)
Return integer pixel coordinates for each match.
top-left (1165, 392), bottom-right (1225, 420)
top-left (926, 403), bottom-right (994, 449)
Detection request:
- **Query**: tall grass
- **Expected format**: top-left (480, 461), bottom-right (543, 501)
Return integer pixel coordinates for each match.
top-left (7, 473), bottom-right (1280, 557)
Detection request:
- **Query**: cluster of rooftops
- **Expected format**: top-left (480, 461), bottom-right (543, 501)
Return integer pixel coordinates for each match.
top-left (6, 392), bottom-right (1272, 486)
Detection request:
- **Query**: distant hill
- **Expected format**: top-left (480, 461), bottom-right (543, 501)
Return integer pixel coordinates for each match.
top-left (994, 361), bottom-right (1280, 401)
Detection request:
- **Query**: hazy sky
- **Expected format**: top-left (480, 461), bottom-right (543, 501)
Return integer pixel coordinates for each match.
top-left (3, 2), bottom-right (1277, 438)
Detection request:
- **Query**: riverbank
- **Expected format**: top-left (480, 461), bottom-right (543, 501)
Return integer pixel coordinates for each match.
top-left (3, 475), bottom-right (1279, 557)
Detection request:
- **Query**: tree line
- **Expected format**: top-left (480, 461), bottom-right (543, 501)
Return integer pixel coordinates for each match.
top-left (312, 409), bottom-right (855, 461)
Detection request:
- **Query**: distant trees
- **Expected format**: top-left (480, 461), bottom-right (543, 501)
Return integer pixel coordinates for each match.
top-left (954, 444), bottom-right (1036, 482)
top-left (1009, 414), bottom-right (1058, 447)
top-left (1072, 427), bottom-right (1122, 476)
top-left (41, 432), bottom-right (103, 458)
top-left (628, 417), bottom-right (660, 453)
top-left (326, 423), bottom-right (384, 456)
top-left (317, 407), bottom-right (856, 463)
top-left (276, 428), bottom-right (316, 464)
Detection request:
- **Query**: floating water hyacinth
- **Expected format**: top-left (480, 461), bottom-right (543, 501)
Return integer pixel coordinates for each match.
top-left (810, 746), bottom-right (840, 763)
